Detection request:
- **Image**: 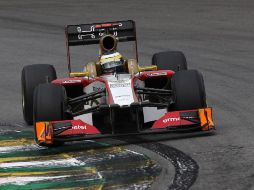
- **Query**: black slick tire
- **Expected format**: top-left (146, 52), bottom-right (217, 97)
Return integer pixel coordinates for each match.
top-left (33, 83), bottom-right (67, 147)
top-left (33, 83), bottom-right (66, 122)
top-left (21, 64), bottom-right (56, 125)
top-left (171, 70), bottom-right (207, 110)
top-left (146, 51), bottom-right (188, 91)
top-left (152, 51), bottom-right (187, 72)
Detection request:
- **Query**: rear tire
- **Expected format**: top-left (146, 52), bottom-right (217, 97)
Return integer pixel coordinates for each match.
top-left (146, 51), bottom-right (188, 91)
top-left (22, 64), bottom-right (56, 125)
top-left (171, 70), bottom-right (207, 110)
top-left (146, 51), bottom-right (188, 102)
top-left (152, 51), bottom-right (187, 72)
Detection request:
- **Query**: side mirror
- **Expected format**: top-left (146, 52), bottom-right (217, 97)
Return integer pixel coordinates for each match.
top-left (127, 59), bottom-right (139, 76)
top-left (86, 62), bottom-right (97, 78)
top-left (138, 65), bottom-right (157, 72)
top-left (69, 72), bottom-right (89, 77)
top-left (69, 62), bottom-right (97, 78)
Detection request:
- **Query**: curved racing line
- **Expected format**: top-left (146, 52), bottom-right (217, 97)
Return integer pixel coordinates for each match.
top-left (141, 142), bottom-right (199, 189)
top-left (119, 136), bottom-right (199, 190)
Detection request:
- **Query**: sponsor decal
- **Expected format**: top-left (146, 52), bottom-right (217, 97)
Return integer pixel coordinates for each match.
top-left (108, 79), bottom-right (134, 106)
top-left (76, 22), bottom-right (122, 40)
top-left (92, 86), bottom-right (105, 92)
top-left (182, 116), bottom-right (196, 119)
top-left (95, 22), bottom-right (123, 29)
top-left (115, 95), bottom-right (130, 98)
top-left (109, 80), bottom-right (131, 88)
top-left (63, 80), bottom-right (81, 84)
top-left (77, 25), bottom-right (95, 39)
top-left (77, 25), bottom-right (95, 33)
top-left (84, 81), bottom-right (105, 94)
top-left (109, 83), bottom-right (131, 88)
top-left (72, 125), bottom-right (86, 130)
top-left (163, 117), bottom-right (180, 123)
top-left (147, 72), bottom-right (167, 77)
top-left (114, 95), bottom-right (132, 102)
top-left (78, 33), bottom-right (95, 39)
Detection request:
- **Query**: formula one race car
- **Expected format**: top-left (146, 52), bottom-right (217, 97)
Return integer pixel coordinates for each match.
top-left (21, 20), bottom-right (214, 147)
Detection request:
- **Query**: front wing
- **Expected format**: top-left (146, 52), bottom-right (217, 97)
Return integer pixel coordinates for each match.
top-left (35, 107), bottom-right (214, 146)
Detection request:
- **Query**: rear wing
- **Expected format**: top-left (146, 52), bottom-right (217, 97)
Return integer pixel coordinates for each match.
top-left (66, 20), bottom-right (136, 46)
top-left (65, 20), bottom-right (138, 73)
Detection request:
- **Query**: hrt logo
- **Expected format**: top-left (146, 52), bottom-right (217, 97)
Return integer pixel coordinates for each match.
top-left (163, 117), bottom-right (180, 123)
top-left (72, 125), bottom-right (86, 130)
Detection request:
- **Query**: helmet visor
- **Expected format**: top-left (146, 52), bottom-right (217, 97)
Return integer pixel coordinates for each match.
top-left (101, 60), bottom-right (123, 69)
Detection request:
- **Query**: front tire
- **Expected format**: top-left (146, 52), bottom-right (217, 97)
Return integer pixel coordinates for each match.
top-left (33, 83), bottom-right (67, 122)
top-left (33, 83), bottom-right (67, 147)
top-left (171, 70), bottom-right (207, 110)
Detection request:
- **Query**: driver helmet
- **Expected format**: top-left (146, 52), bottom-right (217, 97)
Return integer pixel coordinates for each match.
top-left (99, 51), bottom-right (125, 74)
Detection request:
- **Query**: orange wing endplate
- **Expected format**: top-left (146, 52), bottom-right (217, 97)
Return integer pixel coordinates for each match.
top-left (199, 107), bottom-right (215, 131)
top-left (35, 122), bottom-right (53, 145)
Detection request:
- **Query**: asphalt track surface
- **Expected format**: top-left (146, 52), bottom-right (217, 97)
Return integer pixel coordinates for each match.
top-left (0, 0), bottom-right (254, 189)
